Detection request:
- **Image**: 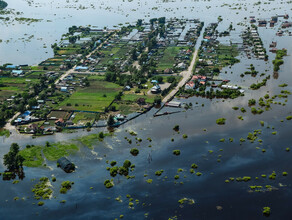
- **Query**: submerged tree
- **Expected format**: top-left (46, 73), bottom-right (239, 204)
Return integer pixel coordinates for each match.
top-left (3, 143), bottom-right (24, 171)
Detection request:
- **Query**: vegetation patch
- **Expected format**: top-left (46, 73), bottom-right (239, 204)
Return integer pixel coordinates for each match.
top-left (19, 145), bottom-right (43, 167)
top-left (216, 118), bottom-right (226, 125)
top-left (31, 177), bottom-right (53, 200)
top-left (130, 148), bottom-right (139, 156)
top-left (0, 128), bottom-right (10, 137)
top-left (60, 181), bottom-right (74, 194)
top-left (173, 150), bottom-right (181, 156)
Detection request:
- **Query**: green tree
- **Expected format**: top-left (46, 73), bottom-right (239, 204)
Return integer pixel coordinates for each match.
top-left (107, 115), bottom-right (115, 127)
top-left (3, 143), bottom-right (24, 171)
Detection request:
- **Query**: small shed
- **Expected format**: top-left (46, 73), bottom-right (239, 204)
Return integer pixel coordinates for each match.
top-left (57, 157), bottom-right (75, 173)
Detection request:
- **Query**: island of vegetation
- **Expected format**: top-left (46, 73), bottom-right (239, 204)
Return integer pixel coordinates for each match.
top-left (0, 0), bottom-right (7, 10)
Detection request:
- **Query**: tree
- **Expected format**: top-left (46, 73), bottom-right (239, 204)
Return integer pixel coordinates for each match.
top-left (3, 143), bottom-right (24, 171)
top-left (131, 48), bottom-right (137, 60)
top-left (107, 115), bottom-right (115, 127)
top-left (154, 96), bottom-right (162, 105)
top-left (137, 19), bottom-right (142, 27)
top-left (158, 17), bottom-right (166, 24)
top-left (69, 36), bottom-right (77, 44)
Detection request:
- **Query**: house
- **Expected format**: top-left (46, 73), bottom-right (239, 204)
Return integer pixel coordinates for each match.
top-left (164, 68), bottom-right (173, 74)
top-left (11, 70), bottom-right (24, 76)
top-left (55, 118), bottom-right (65, 126)
top-left (177, 62), bottom-right (186, 69)
top-left (37, 100), bottom-right (45, 104)
top-left (151, 85), bottom-right (161, 94)
top-left (258, 20), bottom-right (267, 26)
top-left (27, 123), bottom-right (43, 134)
top-left (115, 114), bottom-right (126, 121)
top-left (65, 120), bottom-right (74, 126)
top-left (185, 81), bottom-right (195, 90)
top-left (136, 98), bottom-right (146, 105)
top-left (60, 87), bottom-right (68, 92)
top-left (221, 85), bottom-right (238, 90)
top-left (124, 85), bottom-right (131, 91)
top-left (57, 157), bottom-right (75, 173)
top-left (6, 65), bottom-right (17, 69)
top-left (269, 48), bottom-right (278, 53)
top-left (151, 80), bottom-right (158, 84)
top-left (75, 66), bottom-right (89, 71)
top-left (269, 41), bottom-right (277, 48)
top-left (166, 101), bottom-right (181, 107)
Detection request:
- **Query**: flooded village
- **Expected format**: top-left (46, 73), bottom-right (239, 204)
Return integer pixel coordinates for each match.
top-left (0, 0), bottom-right (292, 219)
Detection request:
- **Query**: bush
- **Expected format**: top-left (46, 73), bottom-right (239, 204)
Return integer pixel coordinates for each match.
top-left (173, 125), bottom-right (179, 131)
top-left (216, 118), bottom-right (226, 125)
top-left (110, 161), bottom-right (117, 166)
top-left (130, 148), bottom-right (139, 156)
top-left (173, 150), bottom-right (181, 156)
top-left (154, 96), bottom-right (161, 105)
top-left (98, 132), bottom-right (104, 139)
top-left (104, 179), bottom-right (114, 188)
top-left (110, 166), bottom-right (118, 177)
top-left (191, 163), bottom-right (198, 169)
top-left (262, 207), bottom-right (271, 216)
top-left (286, 116), bottom-right (292, 120)
top-left (123, 160), bottom-right (131, 168)
top-left (248, 99), bottom-right (256, 105)
top-left (38, 201), bottom-right (44, 206)
top-left (155, 170), bottom-right (164, 176)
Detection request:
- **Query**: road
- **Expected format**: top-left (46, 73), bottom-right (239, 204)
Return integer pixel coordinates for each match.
top-left (162, 49), bottom-right (198, 103)
top-left (4, 112), bottom-right (19, 131)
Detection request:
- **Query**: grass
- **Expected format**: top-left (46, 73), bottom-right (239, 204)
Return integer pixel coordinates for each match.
top-left (114, 102), bottom-right (141, 115)
top-left (59, 77), bottom-right (122, 111)
top-left (0, 128), bottom-right (10, 137)
top-left (122, 94), bottom-right (155, 103)
top-left (43, 143), bottom-right (78, 161)
top-left (19, 146), bottom-right (44, 167)
top-left (48, 111), bottom-right (71, 120)
top-left (157, 46), bottom-right (185, 71)
top-left (216, 118), bottom-right (226, 125)
top-left (76, 133), bottom-right (110, 149)
top-left (56, 48), bottom-right (79, 55)
top-left (0, 77), bottom-right (39, 100)
top-left (72, 112), bottom-right (97, 124)
top-left (19, 142), bottom-right (79, 166)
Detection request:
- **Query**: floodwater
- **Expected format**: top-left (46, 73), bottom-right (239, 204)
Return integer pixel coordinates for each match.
top-left (1, 0), bottom-right (292, 219)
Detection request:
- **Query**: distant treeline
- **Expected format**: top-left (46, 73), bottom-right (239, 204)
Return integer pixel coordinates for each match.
top-left (0, 0), bottom-right (7, 10)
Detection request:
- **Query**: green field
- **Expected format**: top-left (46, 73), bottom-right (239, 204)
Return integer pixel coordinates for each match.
top-left (19, 142), bottom-right (79, 167)
top-left (0, 77), bottom-right (39, 101)
top-left (72, 112), bottom-right (97, 124)
top-left (57, 48), bottom-right (79, 55)
top-left (122, 94), bottom-right (155, 103)
top-left (19, 146), bottom-right (44, 167)
top-left (43, 143), bottom-right (78, 161)
top-left (59, 76), bottom-right (122, 111)
top-left (157, 46), bottom-right (186, 71)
